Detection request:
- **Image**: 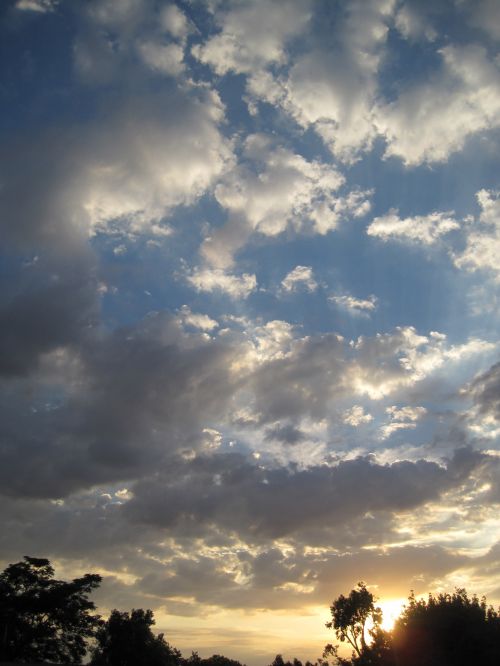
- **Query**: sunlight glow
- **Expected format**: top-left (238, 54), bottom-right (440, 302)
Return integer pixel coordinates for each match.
top-left (378, 599), bottom-right (407, 631)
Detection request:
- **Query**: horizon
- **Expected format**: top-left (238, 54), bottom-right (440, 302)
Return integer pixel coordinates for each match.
top-left (1, 1), bottom-right (500, 664)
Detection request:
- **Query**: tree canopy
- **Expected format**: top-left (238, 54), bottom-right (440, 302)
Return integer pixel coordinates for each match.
top-left (325, 581), bottom-right (382, 662)
top-left (91, 607), bottom-right (182, 666)
top-left (326, 585), bottom-right (500, 666)
top-left (0, 555), bottom-right (102, 663)
top-left (391, 588), bottom-right (500, 666)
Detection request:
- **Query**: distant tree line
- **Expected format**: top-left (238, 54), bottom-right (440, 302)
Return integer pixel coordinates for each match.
top-left (1, 558), bottom-right (500, 666)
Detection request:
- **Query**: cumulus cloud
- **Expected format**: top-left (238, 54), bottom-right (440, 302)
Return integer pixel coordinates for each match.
top-left (15, 0), bottom-right (58, 12)
top-left (160, 4), bottom-right (192, 41)
top-left (186, 268), bottom-right (257, 299)
top-left (281, 266), bottom-right (318, 293)
top-left (367, 210), bottom-right (459, 244)
top-left (348, 327), bottom-right (495, 399)
top-left (453, 189), bottom-right (500, 279)
top-left (378, 45), bottom-right (500, 164)
top-left (0, 87), bottom-right (232, 247)
top-left (470, 361), bottom-right (500, 423)
top-left (201, 133), bottom-right (370, 267)
top-left (192, 0), bottom-right (312, 75)
top-left (461, 0), bottom-right (500, 41)
top-left (330, 293), bottom-right (378, 315)
top-left (244, 0), bottom-right (396, 162)
top-left (124, 447), bottom-right (483, 541)
top-left (343, 405), bottom-right (374, 427)
top-left (178, 306), bottom-right (218, 332)
top-left (379, 405), bottom-right (427, 439)
top-left (0, 313), bottom-right (240, 498)
top-left (367, 190), bottom-right (500, 282)
top-left (394, 2), bottom-right (437, 41)
top-left (137, 41), bottom-right (185, 75)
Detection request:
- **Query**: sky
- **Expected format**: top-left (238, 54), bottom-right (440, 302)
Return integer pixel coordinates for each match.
top-left (1, 0), bottom-right (500, 663)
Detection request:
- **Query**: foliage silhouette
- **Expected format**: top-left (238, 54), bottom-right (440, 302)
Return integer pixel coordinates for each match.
top-left (183, 651), bottom-right (246, 666)
top-left (0, 555), bottom-right (102, 663)
top-left (326, 585), bottom-right (500, 666)
top-left (391, 588), bottom-right (500, 666)
top-left (90, 607), bottom-right (182, 666)
top-left (267, 654), bottom-right (317, 666)
top-left (324, 582), bottom-right (382, 663)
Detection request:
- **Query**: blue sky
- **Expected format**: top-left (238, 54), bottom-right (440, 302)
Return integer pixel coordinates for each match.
top-left (1, 0), bottom-right (500, 663)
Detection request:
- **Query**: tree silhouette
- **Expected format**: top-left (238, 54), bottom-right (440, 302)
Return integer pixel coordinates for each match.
top-left (91, 608), bottom-right (182, 666)
top-left (325, 582), bottom-right (382, 663)
top-left (183, 653), bottom-right (245, 666)
top-left (392, 588), bottom-right (500, 666)
top-left (0, 555), bottom-right (102, 663)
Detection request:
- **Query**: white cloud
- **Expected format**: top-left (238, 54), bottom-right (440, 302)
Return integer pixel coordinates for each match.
top-left (367, 190), bottom-right (500, 282)
top-left (201, 133), bottom-right (370, 268)
top-left (15, 0), bottom-right (58, 12)
top-left (160, 4), bottom-right (192, 41)
top-left (367, 210), bottom-right (459, 244)
top-left (343, 405), bottom-right (374, 427)
top-left (453, 190), bottom-right (500, 280)
top-left (80, 88), bottom-right (233, 235)
top-left (350, 327), bottom-right (495, 399)
top-left (192, 0), bottom-right (312, 75)
top-left (380, 405), bottom-right (427, 439)
top-left (186, 268), bottom-right (257, 299)
top-left (137, 41), bottom-right (185, 75)
top-left (394, 3), bottom-right (437, 41)
top-left (246, 0), bottom-right (396, 162)
top-left (330, 293), bottom-right (378, 314)
top-left (178, 306), bottom-right (218, 332)
top-left (281, 266), bottom-right (318, 293)
top-left (378, 45), bottom-right (500, 165)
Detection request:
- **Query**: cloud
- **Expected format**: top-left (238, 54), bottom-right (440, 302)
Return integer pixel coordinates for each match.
top-left (367, 210), bottom-right (459, 244)
top-left (202, 133), bottom-right (370, 267)
top-left (378, 45), bottom-right (500, 165)
top-left (124, 448), bottom-right (483, 541)
top-left (137, 41), bottom-right (185, 75)
top-left (453, 189), bottom-right (500, 279)
top-left (264, 423), bottom-right (307, 445)
top-left (0, 261), bottom-right (97, 377)
top-left (348, 328), bottom-right (495, 399)
top-left (330, 293), bottom-right (378, 315)
top-left (470, 361), bottom-right (500, 422)
top-left (379, 405), bottom-right (427, 439)
top-left (394, 2), bottom-right (437, 41)
top-left (1, 307), bottom-right (493, 502)
top-left (461, 0), bottom-right (500, 41)
top-left (281, 266), bottom-right (318, 293)
top-left (343, 405), bottom-right (374, 427)
top-left (0, 313), bottom-right (240, 498)
top-left (0, 87), bottom-right (232, 248)
top-left (192, 0), bottom-right (312, 75)
top-left (367, 190), bottom-right (500, 282)
top-left (186, 268), bottom-right (257, 299)
top-left (160, 4), bottom-right (193, 41)
top-left (178, 306), bottom-right (218, 332)
top-left (15, 0), bottom-right (58, 12)
top-left (246, 0), bottom-right (396, 162)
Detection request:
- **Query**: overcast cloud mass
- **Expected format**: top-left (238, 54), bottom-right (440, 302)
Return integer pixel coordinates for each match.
top-left (1, 0), bottom-right (500, 663)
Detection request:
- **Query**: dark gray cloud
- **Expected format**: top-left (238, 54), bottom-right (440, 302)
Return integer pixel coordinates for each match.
top-left (124, 447), bottom-right (484, 541)
top-left (0, 313), bottom-right (238, 498)
top-left (264, 423), bottom-right (307, 444)
top-left (0, 261), bottom-right (97, 377)
top-left (471, 361), bottom-right (500, 421)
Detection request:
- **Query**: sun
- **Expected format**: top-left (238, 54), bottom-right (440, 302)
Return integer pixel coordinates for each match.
top-left (378, 598), bottom-right (407, 631)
